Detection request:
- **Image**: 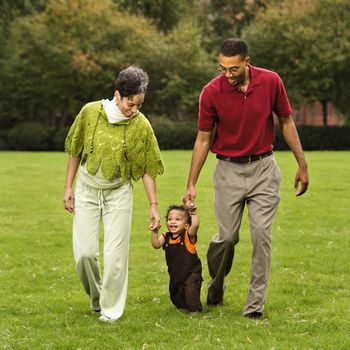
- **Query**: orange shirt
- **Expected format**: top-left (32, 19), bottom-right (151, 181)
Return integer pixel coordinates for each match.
top-left (162, 229), bottom-right (197, 254)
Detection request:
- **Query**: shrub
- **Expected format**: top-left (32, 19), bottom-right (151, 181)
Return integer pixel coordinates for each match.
top-left (0, 130), bottom-right (9, 150)
top-left (153, 123), bottom-right (350, 151)
top-left (274, 126), bottom-right (350, 151)
top-left (1, 123), bottom-right (350, 151)
top-left (151, 119), bottom-right (197, 150)
top-left (52, 127), bottom-right (69, 151)
top-left (6, 122), bottom-right (51, 151)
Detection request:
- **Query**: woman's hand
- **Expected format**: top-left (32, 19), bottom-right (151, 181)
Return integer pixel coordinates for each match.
top-left (149, 205), bottom-right (161, 231)
top-left (63, 155), bottom-right (80, 213)
top-left (63, 188), bottom-right (75, 213)
top-left (142, 173), bottom-right (161, 230)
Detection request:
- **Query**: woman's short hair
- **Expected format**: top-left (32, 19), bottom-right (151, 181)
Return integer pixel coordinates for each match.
top-left (115, 66), bottom-right (149, 98)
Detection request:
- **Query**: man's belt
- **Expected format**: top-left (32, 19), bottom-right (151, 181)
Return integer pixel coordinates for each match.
top-left (216, 151), bottom-right (273, 164)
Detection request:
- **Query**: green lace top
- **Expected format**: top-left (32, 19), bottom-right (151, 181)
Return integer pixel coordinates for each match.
top-left (65, 101), bottom-right (164, 182)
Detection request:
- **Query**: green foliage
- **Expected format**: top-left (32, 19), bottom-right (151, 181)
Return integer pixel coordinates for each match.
top-left (0, 131), bottom-right (8, 150)
top-left (151, 118), bottom-right (197, 149)
top-left (0, 151), bottom-right (349, 349)
top-left (202, 0), bottom-right (267, 47)
top-left (0, 0), bottom-right (163, 129)
top-left (209, 0), bottom-right (267, 40)
top-left (52, 127), bottom-right (69, 151)
top-left (0, 0), bottom-right (46, 34)
top-left (243, 0), bottom-right (350, 120)
top-left (274, 126), bottom-right (350, 151)
top-left (115, 0), bottom-right (197, 33)
top-left (0, 0), bottom-right (46, 17)
top-left (0, 0), bottom-right (214, 130)
top-left (297, 126), bottom-right (350, 151)
top-left (6, 122), bottom-right (51, 150)
top-left (2, 123), bottom-right (350, 151)
top-left (0, 0), bottom-right (46, 59)
top-left (146, 20), bottom-right (216, 120)
top-left (1, 0), bottom-right (349, 133)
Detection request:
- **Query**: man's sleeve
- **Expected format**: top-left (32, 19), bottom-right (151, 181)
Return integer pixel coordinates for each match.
top-left (273, 75), bottom-right (293, 117)
top-left (198, 87), bottom-right (216, 131)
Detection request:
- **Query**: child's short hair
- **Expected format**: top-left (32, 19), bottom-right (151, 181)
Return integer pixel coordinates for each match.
top-left (165, 205), bottom-right (192, 225)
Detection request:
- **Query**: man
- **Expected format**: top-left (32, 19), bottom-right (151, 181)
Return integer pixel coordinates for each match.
top-left (183, 38), bottom-right (309, 319)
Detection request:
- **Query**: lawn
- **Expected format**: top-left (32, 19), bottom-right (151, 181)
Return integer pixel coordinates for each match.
top-left (0, 151), bottom-right (349, 350)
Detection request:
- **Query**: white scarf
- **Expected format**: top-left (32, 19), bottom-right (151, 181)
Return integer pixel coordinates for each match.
top-left (101, 97), bottom-right (130, 124)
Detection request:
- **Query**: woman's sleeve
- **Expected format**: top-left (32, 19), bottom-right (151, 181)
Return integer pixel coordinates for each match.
top-left (144, 124), bottom-right (164, 178)
top-left (65, 107), bottom-right (85, 157)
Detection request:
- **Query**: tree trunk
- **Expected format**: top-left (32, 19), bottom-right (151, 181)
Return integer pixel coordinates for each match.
top-left (321, 100), bottom-right (328, 127)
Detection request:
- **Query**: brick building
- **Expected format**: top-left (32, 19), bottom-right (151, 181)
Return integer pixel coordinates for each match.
top-left (293, 101), bottom-right (345, 126)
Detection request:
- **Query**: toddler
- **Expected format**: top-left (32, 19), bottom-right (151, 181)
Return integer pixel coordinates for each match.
top-left (151, 204), bottom-right (203, 312)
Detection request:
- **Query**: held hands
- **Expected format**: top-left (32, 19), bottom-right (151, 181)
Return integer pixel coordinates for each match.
top-left (185, 199), bottom-right (200, 237)
top-left (183, 186), bottom-right (197, 215)
top-left (63, 188), bottom-right (75, 213)
top-left (183, 186), bottom-right (196, 208)
top-left (294, 164), bottom-right (309, 196)
top-left (186, 201), bottom-right (197, 215)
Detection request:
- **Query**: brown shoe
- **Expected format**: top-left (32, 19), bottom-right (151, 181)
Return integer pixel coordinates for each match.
top-left (244, 312), bottom-right (263, 319)
top-left (206, 293), bottom-right (223, 306)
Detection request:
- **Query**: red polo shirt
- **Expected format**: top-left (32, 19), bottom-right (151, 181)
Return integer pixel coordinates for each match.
top-left (198, 65), bottom-right (292, 157)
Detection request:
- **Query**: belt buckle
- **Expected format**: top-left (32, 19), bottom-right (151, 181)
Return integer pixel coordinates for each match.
top-left (248, 156), bottom-right (252, 164)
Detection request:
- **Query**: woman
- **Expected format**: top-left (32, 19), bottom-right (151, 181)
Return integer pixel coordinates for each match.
top-left (63, 66), bottom-right (164, 322)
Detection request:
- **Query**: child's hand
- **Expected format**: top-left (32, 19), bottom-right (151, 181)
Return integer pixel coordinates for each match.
top-left (186, 201), bottom-right (197, 215)
top-left (185, 200), bottom-right (196, 209)
top-left (149, 223), bottom-right (161, 233)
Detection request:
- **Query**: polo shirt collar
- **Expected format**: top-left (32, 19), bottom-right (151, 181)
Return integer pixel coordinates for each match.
top-left (248, 65), bottom-right (262, 88)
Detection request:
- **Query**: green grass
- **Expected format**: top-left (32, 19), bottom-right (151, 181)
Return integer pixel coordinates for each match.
top-left (0, 151), bottom-right (349, 350)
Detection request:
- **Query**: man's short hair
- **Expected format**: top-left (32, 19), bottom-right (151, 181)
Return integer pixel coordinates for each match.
top-left (220, 38), bottom-right (248, 58)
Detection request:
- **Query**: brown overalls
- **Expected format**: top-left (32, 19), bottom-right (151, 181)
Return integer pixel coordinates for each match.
top-left (163, 229), bottom-right (203, 312)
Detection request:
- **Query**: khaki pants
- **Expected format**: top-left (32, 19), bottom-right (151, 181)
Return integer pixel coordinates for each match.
top-left (73, 179), bottom-right (133, 320)
top-left (207, 155), bottom-right (281, 315)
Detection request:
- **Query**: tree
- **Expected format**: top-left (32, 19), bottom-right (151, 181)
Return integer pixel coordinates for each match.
top-left (114, 0), bottom-right (198, 33)
top-left (140, 20), bottom-right (216, 120)
top-left (0, 0), bottom-right (162, 129)
top-left (202, 0), bottom-right (267, 47)
top-left (0, 0), bottom-right (46, 62)
top-left (0, 0), bottom-right (214, 130)
top-left (0, 0), bottom-right (46, 41)
top-left (243, 0), bottom-right (350, 126)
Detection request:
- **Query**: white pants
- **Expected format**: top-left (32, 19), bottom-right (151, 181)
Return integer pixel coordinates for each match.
top-left (73, 179), bottom-right (133, 320)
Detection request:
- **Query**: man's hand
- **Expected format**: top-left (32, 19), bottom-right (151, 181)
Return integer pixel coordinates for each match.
top-left (183, 186), bottom-right (196, 207)
top-left (294, 164), bottom-right (309, 196)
